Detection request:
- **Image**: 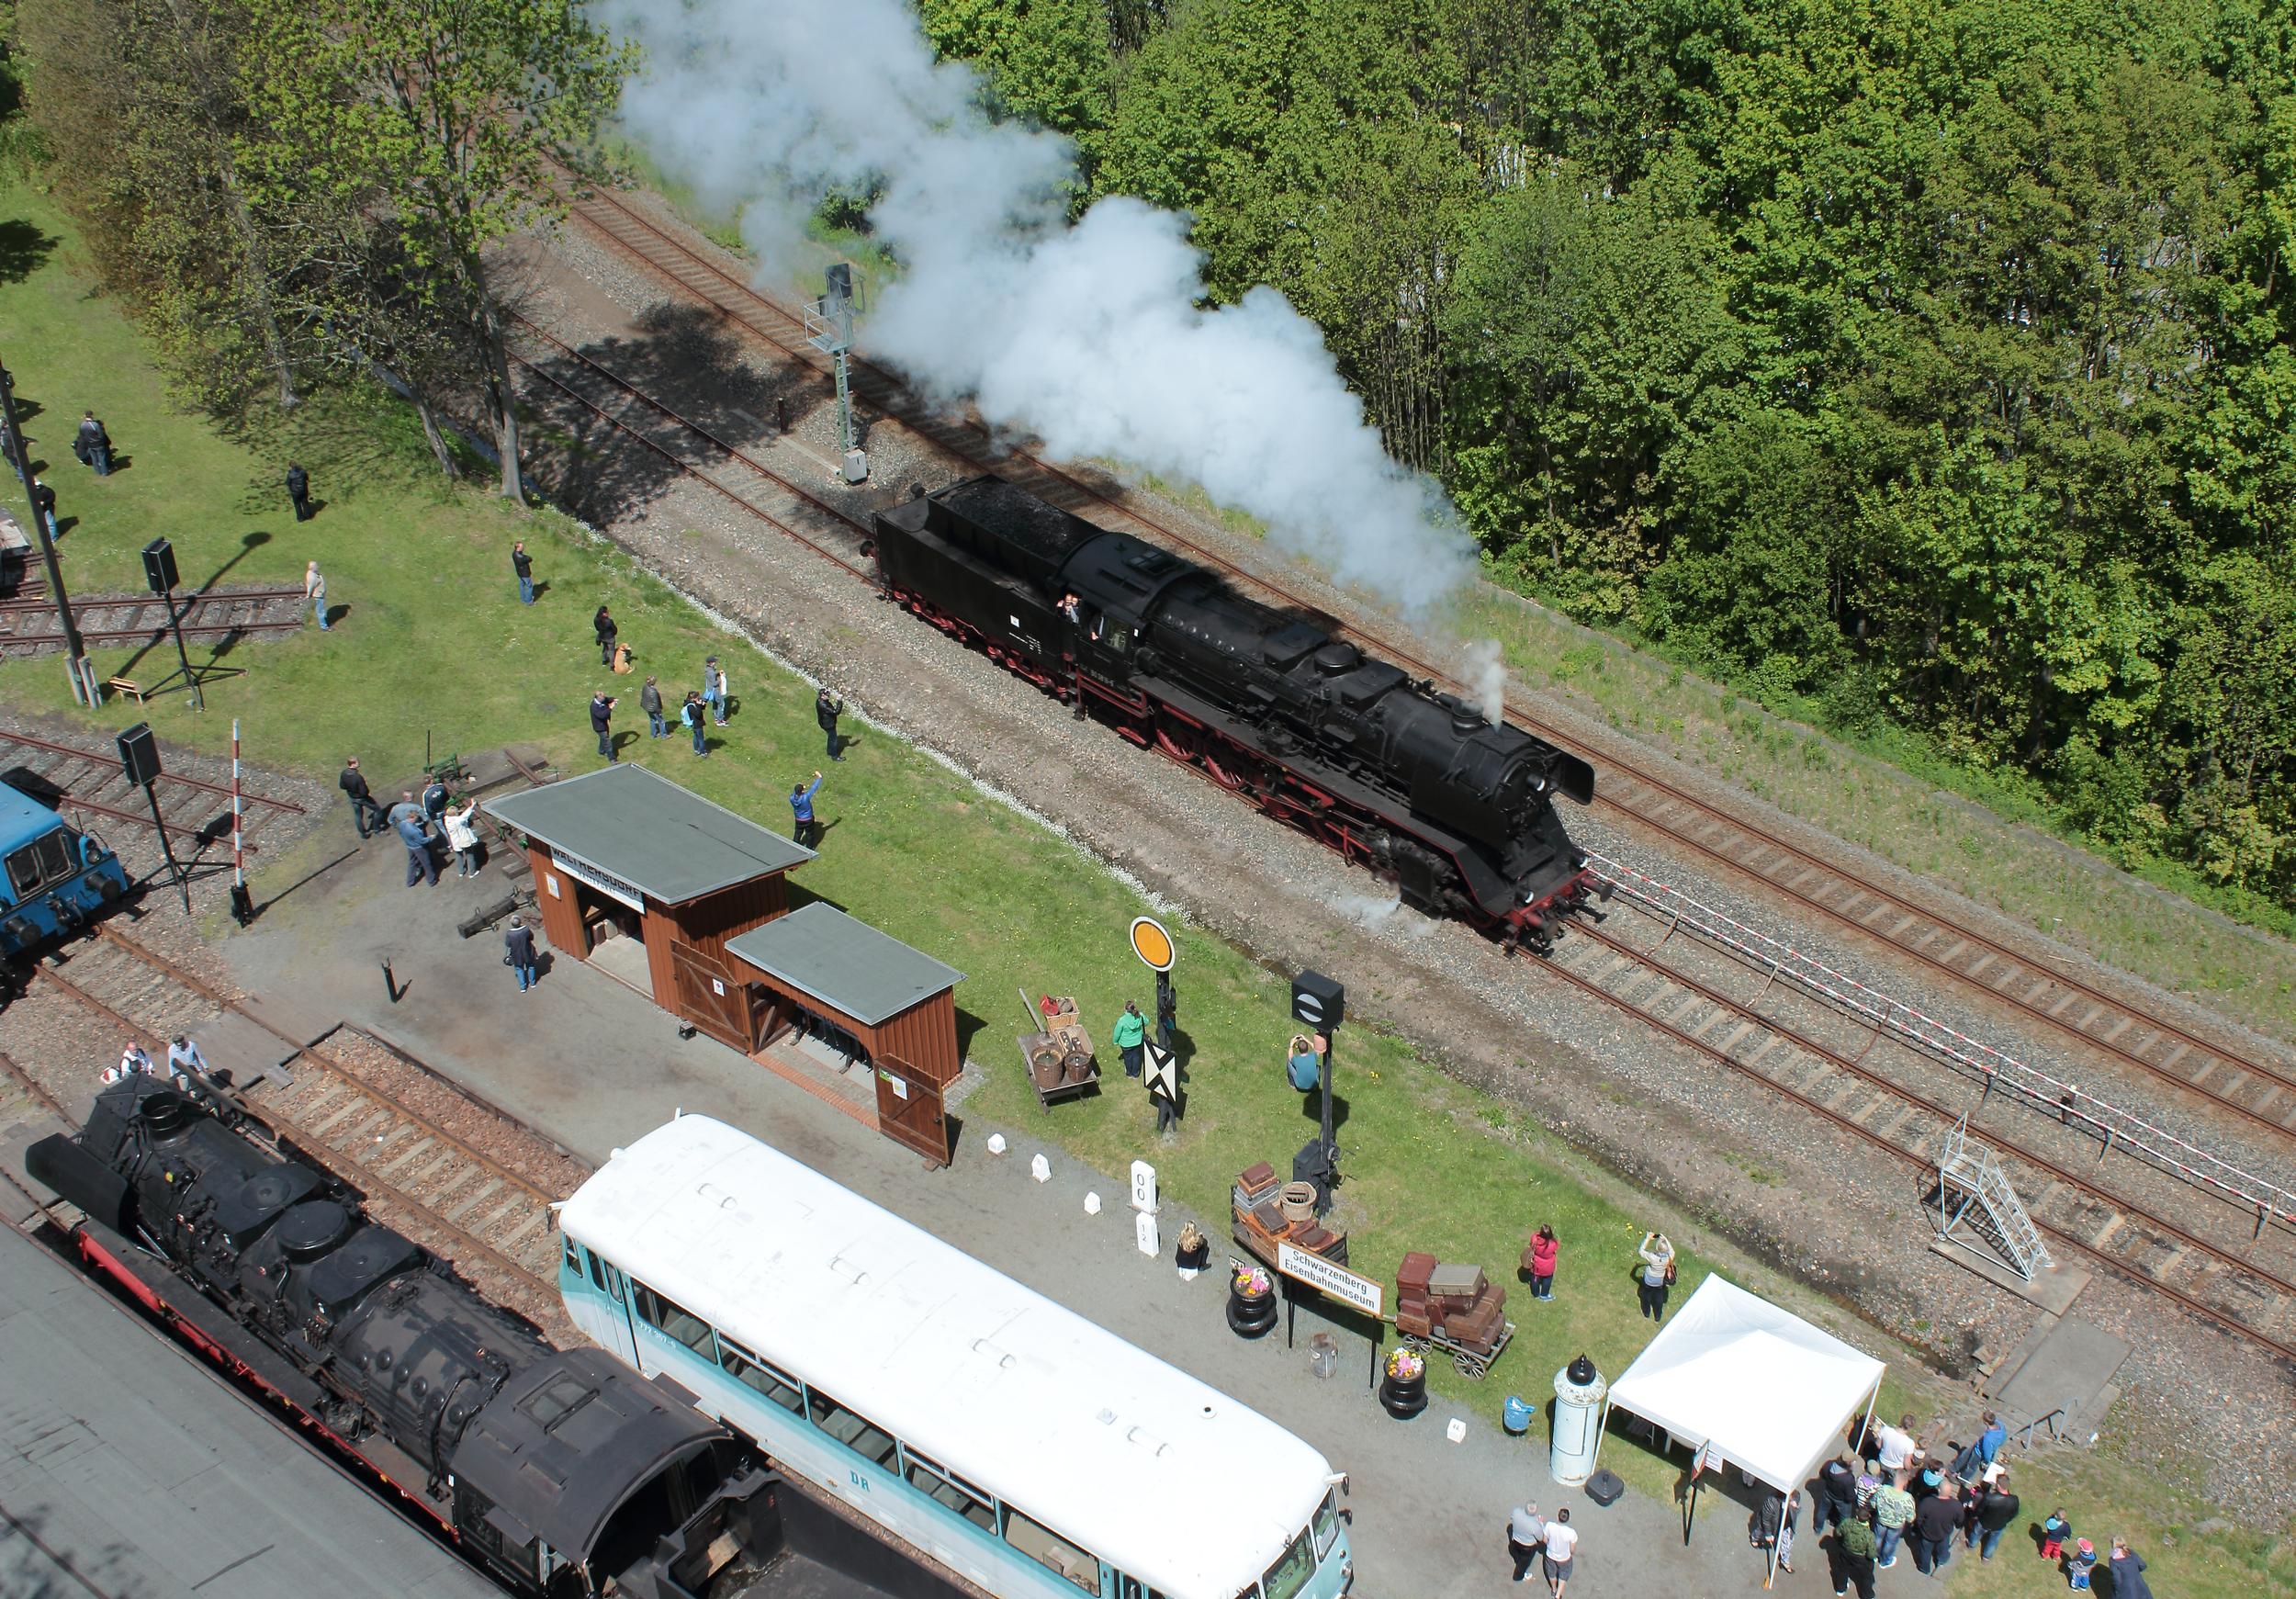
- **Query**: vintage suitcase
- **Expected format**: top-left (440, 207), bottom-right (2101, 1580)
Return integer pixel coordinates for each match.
top-left (1428, 1263), bottom-right (1486, 1299)
top-left (1398, 1252), bottom-right (1438, 1293)
top-left (1397, 1307), bottom-right (1432, 1338)
top-left (1239, 1162), bottom-right (1277, 1192)
top-left (1250, 1201), bottom-right (1287, 1235)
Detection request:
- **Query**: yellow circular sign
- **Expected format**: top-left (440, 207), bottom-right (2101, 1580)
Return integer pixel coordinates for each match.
top-left (1129, 916), bottom-right (1175, 972)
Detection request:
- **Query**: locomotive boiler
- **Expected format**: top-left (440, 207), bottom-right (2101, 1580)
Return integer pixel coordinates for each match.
top-left (28, 1076), bottom-right (770, 1597)
top-left (872, 477), bottom-right (1596, 948)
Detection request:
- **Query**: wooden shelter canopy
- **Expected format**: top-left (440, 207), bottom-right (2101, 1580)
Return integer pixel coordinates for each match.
top-left (725, 903), bottom-right (964, 1026)
top-left (481, 765), bottom-right (813, 906)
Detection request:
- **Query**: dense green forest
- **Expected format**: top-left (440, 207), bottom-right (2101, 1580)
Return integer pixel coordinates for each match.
top-left (4, 0), bottom-right (2291, 918)
top-left (918, 0), bottom-right (2296, 914)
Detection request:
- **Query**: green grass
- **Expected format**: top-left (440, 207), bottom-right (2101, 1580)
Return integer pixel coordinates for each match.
top-left (2, 167), bottom-right (2286, 1585)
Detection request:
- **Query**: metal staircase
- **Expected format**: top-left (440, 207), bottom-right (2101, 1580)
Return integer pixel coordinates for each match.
top-left (1935, 1115), bottom-right (2052, 1279)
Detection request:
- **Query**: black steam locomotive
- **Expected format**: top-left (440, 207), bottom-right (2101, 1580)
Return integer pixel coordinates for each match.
top-left (872, 477), bottom-right (1596, 948)
top-left (28, 1076), bottom-right (770, 1597)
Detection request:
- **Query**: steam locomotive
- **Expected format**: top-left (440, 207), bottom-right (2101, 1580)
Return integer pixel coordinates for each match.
top-left (872, 477), bottom-right (1596, 949)
top-left (28, 1076), bottom-right (771, 1597)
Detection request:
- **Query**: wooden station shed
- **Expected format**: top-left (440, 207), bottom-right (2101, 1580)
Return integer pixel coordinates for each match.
top-left (726, 903), bottom-right (966, 1165)
top-left (481, 765), bottom-right (814, 1034)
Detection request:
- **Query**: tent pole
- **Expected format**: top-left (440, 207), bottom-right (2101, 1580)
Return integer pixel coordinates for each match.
top-left (1765, 1512), bottom-right (1782, 1591)
top-left (1856, 1379), bottom-right (1880, 1464)
top-left (1592, 1396), bottom-right (1613, 1473)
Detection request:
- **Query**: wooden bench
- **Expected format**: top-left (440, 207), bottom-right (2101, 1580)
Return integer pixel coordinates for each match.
top-left (106, 676), bottom-right (149, 703)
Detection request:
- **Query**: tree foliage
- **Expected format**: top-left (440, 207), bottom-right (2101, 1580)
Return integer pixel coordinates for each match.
top-left (921, 0), bottom-right (2296, 908)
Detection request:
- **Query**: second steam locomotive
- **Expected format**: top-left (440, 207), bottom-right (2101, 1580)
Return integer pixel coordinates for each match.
top-left (872, 477), bottom-right (1595, 949)
top-left (28, 1076), bottom-right (770, 1597)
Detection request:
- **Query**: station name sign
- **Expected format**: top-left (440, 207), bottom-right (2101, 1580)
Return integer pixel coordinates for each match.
top-left (1277, 1242), bottom-right (1382, 1319)
top-left (550, 845), bottom-right (644, 912)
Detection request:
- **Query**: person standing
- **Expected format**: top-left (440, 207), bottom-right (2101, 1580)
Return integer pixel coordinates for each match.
top-left (77, 411), bottom-right (110, 475)
top-left (681, 690), bottom-right (710, 756)
top-left (165, 1034), bottom-right (209, 1092)
top-left (1540, 1506), bottom-right (1576, 1599)
top-left (1112, 1000), bottom-right (1146, 1078)
top-left (512, 539), bottom-right (535, 604)
top-left (789, 771), bottom-right (823, 848)
top-left (30, 477), bottom-right (56, 541)
top-left (442, 801), bottom-right (482, 879)
top-left (1908, 1481), bottom-right (1958, 1574)
top-left (640, 675), bottom-right (666, 737)
top-left (1815, 1455), bottom-right (1859, 1532)
top-left (392, 796), bottom-right (437, 887)
top-left (1872, 1413), bottom-right (1918, 1484)
top-left (338, 758), bottom-right (383, 839)
top-left (2105, 1537), bottom-right (2152, 1599)
top-left (1525, 1225), bottom-right (1559, 1301)
top-left (504, 916), bottom-right (538, 992)
top-left (1756, 1487), bottom-right (1799, 1575)
top-left (1966, 1471), bottom-right (2018, 1560)
top-left (1870, 1477), bottom-right (1914, 1570)
top-left (286, 461), bottom-right (312, 521)
top-left (2065, 1537), bottom-right (2098, 1591)
top-left (305, 560), bottom-right (329, 630)
top-left (816, 683), bottom-right (844, 758)
top-left (421, 774), bottom-right (450, 828)
top-left (703, 656), bottom-right (727, 726)
top-left (1823, 1511), bottom-right (1878, 1599)
top-left (2038, 1508), bottom-right (2072, 1563)
top-left (593, 603), bottom-right (617, 667)
top-left (1505, 1500), bottom-right (1547, 1584)
top-left (591, 691), bottom-right (618, 762)
top-left (1636, 1232), bottom-right (1674, 1321)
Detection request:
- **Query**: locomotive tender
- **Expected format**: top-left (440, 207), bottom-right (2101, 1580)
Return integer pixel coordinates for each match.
top-left (28, 1076), bottom-right (771, 1598)
top-left (872, 478), bottom-right (1596, 948)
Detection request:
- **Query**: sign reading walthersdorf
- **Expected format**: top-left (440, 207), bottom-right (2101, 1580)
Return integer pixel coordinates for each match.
top-left (550, 845), bottom-right (645, 912)
top-left (1276, 1242), bottom-right (1383, 1319)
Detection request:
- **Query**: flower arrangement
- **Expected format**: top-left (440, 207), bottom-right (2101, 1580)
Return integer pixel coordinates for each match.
top-left (1232, 1265), bottom-right (1272, 1297)
top-left (1386, 1347), bottom-right (1425, 1381)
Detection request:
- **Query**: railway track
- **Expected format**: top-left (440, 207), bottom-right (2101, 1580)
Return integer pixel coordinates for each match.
top-left (0, 584), bottom-right (308, 657)
top-left (1548, 895), bottom-right (2296, 1364)
top-left (546, 189), bottom-right (2296, 1332)
top-left (20, 927), bottom-right (578, 1335)
top-left (557, 188), bottom-right (2296, 1129)
top-left (0, 724), bottom-right (304, 849)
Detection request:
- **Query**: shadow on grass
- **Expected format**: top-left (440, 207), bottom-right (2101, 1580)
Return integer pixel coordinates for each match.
top-left (0, 220), bottom-right (58, 285)
top-left (520, 299), bottom-right (819, 527)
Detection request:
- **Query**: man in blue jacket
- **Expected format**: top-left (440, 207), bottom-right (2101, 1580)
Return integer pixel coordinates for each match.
top-left (789, 771), bottom-right (823, 849)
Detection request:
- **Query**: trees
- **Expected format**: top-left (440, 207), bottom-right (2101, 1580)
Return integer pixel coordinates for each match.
top-left (243, 0), bottom-right (633, 497)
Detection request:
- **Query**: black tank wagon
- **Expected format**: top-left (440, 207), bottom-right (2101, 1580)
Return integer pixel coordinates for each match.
top-left (28, 1077), bottom-right (770, 1597)
top-left (872, 476), bottom-right (1596, 949)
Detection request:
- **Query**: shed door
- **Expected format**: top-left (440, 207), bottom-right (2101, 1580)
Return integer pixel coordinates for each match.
top-left (873, 1053), bottom-right (950, 1169)
top-left (670, 942), bottom-right (749, 1051)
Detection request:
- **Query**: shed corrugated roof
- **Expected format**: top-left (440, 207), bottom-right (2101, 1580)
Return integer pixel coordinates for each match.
top-left (480, 765), bottom-right (812, 906)
top-left (724, 902), bottom-right (963, 1026)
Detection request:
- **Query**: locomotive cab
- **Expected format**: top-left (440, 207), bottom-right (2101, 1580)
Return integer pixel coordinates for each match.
top-left (0, 778), bottom-right (129, 963)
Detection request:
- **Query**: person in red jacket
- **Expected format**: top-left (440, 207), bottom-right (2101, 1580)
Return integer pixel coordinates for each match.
top-left (1526, 1225), bottom-right (1559, 1301)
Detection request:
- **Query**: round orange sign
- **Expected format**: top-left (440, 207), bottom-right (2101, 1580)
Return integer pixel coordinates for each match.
top-left (1129, 916), bottom-right (1175, 972)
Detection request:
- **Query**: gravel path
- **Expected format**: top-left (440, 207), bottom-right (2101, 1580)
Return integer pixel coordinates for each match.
top-left (477, 209), bottom-right (2296, 1516)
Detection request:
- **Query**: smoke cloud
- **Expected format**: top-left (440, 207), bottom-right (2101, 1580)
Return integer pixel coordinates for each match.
top-left (593, 0), bottom-right (1482, 615)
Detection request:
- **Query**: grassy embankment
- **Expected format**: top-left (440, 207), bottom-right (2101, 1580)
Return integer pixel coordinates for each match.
top-left (0, 172), bottom-right (2286, 1592)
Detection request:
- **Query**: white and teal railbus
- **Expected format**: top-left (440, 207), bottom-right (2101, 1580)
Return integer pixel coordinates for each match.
top-left (557, 1113), bottom-right (1354, 1599)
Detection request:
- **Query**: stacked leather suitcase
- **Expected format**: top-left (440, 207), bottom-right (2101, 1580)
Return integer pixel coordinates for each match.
top-left (1396, 1252), bottom-right (1437, 1338)
top-left (1394, 1256), bottom-right (1507, 1351)
top-left (1231, 1161), bottom-right (1350, 1264)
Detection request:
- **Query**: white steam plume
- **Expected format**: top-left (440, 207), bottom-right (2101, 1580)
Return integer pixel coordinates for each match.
top-left (593, 0), bottom-right (1484, 615)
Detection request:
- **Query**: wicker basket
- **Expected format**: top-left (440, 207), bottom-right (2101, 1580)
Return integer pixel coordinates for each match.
top-left (1279, 1181), bottom-right (1317, 1225)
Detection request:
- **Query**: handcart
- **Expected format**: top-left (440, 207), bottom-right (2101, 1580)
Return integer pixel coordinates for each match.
top-left (1397, 1318), bottom-right (1515, 1379)
top-left (1017, 987), bottom-right (1098, 1113)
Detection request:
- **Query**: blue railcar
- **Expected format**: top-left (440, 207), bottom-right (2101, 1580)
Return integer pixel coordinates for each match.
top-left (0, 780), bottom-right (129, 964)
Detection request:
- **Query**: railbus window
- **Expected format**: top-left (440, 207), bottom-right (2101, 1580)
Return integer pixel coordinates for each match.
top-left (631, 1280), bottom-right (714, 1355)
top-left (1000, 1504), bottom-right (1098, 1593)
top-left (1261, 1525), bottom-right (1316, 1599)
top-left (563, 1238), bottom-right (581, 1275)
top-left (587, 1249), bottom-right (607, 1290)
top-left (1312, 1491), bottom-right (1340, 1559)
top-left (1117, 1575), bottom-right (1173, 1599)
top-left (899, 1447), bottom-right (996, 1532)
top-left (715, 1335), bottom-right (805, 1414)
top-left (804, 1386), bottom-right (899, 1467)
top-left (5, 832), bottom-right (72, 898)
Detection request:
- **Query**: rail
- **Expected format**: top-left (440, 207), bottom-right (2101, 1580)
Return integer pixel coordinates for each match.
top-left (1586, 850), bottom-right (2296, 1233)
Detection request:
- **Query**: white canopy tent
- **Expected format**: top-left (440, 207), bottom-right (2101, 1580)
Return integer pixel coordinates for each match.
top-left (1595, 1276), bottom-right (1885, 1584)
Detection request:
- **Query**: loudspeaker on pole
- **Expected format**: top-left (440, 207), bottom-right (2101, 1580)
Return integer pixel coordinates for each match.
top-left (116, 721), bottom-right (162, 788)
